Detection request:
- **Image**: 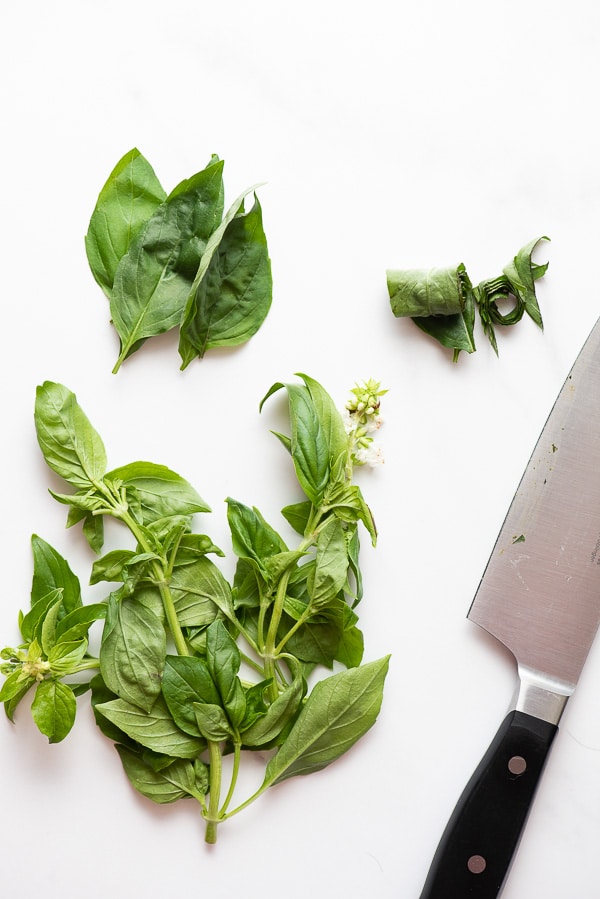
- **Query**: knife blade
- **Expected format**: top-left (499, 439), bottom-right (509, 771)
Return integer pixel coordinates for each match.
top-left (419, 317), bottom-right (600, 899)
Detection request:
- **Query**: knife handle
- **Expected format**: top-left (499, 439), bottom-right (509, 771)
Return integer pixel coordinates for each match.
top-left (418, 710), bottom-right (558, 898)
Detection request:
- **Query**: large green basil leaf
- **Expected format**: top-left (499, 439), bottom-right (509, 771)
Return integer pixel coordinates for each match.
top-left (263, 655), bottom-right (389, 785)
top-left (31, 679), bottom-right (77, 743)
top-left (96, 694), bottom-right (204, 758)
top-left (116, 745), bottom-right (199, 804)
top-left (100, 592), bottom-right (165, 712)
top-left (35, 382), bottom-right (107, 489)
top-left (85, 148), bottom-right (167, 297)
top-left (106, 461), bottom-right (210, 522)
top-left (110, 157), bottom-right (225, 371)
top-left (162, 654), bottom-right (221, 737)
top-left (179, 192), bottom-right (272, 367)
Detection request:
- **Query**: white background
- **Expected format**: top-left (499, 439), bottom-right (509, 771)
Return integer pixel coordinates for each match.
top-left (1, 1), bottom-right (600, 896)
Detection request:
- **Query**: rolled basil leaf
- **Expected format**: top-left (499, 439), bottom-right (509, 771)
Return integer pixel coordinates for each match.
top-left (387, 262), bottom-right (476, 359)
top-left (387, 237), bottom-right (549, 360)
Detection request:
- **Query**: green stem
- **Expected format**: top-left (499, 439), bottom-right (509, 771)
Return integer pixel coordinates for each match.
top-left (205, 740), bottom-right (223, 844)
top-left (113, 505), bottom-right (190, 657)
top-left (219, 739), bottom-right (241, 818)
top-left (275, 605), bottom-right (313, 655)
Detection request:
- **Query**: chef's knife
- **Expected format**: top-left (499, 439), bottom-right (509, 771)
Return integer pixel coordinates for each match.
top-left (419, 317), bottom-right (600, 898)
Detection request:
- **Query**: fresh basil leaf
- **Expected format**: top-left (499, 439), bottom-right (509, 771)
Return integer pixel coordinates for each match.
top-left (171, 556), bottom-right (232, 627)
top-left (111, 157), bottom-right (225, 371)
top-left (30, 535), bottom-right (82, 612)
top-left (35, 382), bottom-right (107, 489)
top-left (261, 376), bottom-right (349, 507)
top-left (47, 638), bottom-right (88, 676)
top-left (242, 673), bottom-right (305, 747)
top-left (308, 517), bottom-right (349, 611)
top-left (106, 462), bottom-right (210, 522)
top-left (85, 148), bottom-right (167, 297)
top-left (96, 694), bottom-right (204, 758)
top-left (31, 680), bottom-right (77, 743)
top-left (273, 383), bottom-right (331, 505)
top-left (281, 601), bottom-right (345, 668)
top-left (280, 500), bottom-right (312, 536)
top-left (162, 654), bottom-right (221, 737)
top-left (193, 702), bottom-right (232, 741)
top-left (54, 603), bottom-right (106, 643)
top-left (263, 656), bottom-right (390, 785)
top-left (325, 482), bottom-right (376, 547)
top-left (100, 592), bottom-right (165, 712)
top-left (501, 236), bottom-right (549, 329)
top-left (206, 620), bottom-right (246, 729)
top-left (90, 672), bottom-right (135, 745)
top-left (334, 604), bottom-right (364, 668)
top-left (179, 193), bottom-right (272, 367)
top-left (89, 549), bottom-right (137, 584)
top-left (0, 671), bottom-right (35, 708)
top-left (115, 745), bottom-right (199, 804)
top-left (40, 597), bottom-right (63, 655)
top-left (172, 533), bottom-right (224, 566)
top-left (19, 588), bottom-right (63, 644)
top-left (297, 373), bottom-right (349, 471)
top-left (226, 497), bottom-right (287, 575)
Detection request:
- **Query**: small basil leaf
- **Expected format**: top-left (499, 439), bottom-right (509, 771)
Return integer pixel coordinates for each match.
top-left (106, 461), bottom-right (210, 522)
top-left (193, 702), bottom-right (232, 741)
top-left (308, 517), bottom-right (349, 611)
top-left (30, 535), bottom-right (82, 612)
top-left (31, 680), bottom-right (77, 743)
top-left (35, 382), bottom-right (107, 489)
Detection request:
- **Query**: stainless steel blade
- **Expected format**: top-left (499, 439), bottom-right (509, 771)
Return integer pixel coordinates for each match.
top-left (469, 317), bottom-right (600, 712)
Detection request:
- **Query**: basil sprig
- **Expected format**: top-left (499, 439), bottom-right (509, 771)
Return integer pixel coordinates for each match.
top-left (387, 236), bottom-right (549, 360)
top-left (85, 148), bottom-right (272, 372)
top-left (1, 377), bottom-right (389, 844)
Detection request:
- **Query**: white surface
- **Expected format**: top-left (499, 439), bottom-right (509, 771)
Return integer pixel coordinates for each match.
top-left (1, 1), bottom-right (600, 895)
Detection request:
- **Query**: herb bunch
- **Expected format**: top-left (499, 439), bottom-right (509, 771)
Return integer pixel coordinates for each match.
top-left (0, 376), bottom-right (389, 844)
top-left (387, 236), bottom-right (549, 360)
top-left (85, 148), bottom-right (272, 372)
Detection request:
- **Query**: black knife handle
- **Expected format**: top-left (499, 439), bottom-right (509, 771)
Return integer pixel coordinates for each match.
top-left (418, 710), bottom-right (558, 898)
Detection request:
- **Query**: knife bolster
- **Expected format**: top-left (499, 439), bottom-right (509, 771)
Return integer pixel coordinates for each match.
top-left (514, 667), bottom-right (570, 725)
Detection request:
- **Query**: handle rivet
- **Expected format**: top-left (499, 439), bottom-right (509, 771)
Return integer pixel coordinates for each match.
top-left (467, 855), bottom-right (487, 874)
top-left (508, 755), bottom-right (527, 775)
